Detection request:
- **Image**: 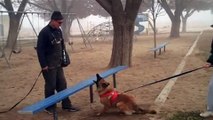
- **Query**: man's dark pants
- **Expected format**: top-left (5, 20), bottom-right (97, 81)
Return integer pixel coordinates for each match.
top-left (42, 67), bottom-right (71, 110)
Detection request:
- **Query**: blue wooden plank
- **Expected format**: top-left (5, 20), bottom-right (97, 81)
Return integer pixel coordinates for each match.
top-left (150, 42), bottom-right (168, 51)
top-left (18, 65), bottom-right (128, 114)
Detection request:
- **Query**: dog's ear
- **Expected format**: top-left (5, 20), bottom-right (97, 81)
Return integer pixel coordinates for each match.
top-left (96, 74), bottom-right (103, 81)
top-left (93, 80), bottom-right (97, 84)
top-left (93, 80), bottom-right (98, 88)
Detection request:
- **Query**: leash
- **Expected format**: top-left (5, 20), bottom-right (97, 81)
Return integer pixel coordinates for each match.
top-left (123, 66), bottom-right (206, 93)
top-left (0, 70), bottom-right (42, 114)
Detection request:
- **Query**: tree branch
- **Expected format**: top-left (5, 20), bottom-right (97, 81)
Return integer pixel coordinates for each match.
top-left (28, 1), bottom-right (52, 11)
top-left (0, 2), bottom-right (6, 9)
top-left (125, 0), bottom-right (142, 21)
top-left (4, 0), bottom-right (14, 11)
top-left (159, 0), bottom-right (174, 21)
top-left (15, 0), bottom-right (28, 20)
top-left (68, 0), bottom-right (75, 12)
top-left (96, 0), bottom-right (112, 15)
top-left (17, 0), bottom-right (28, 12)
top-left (111, 0), bottom-right (123, 15)
top-left (48, 0), bottom-right (58, 10)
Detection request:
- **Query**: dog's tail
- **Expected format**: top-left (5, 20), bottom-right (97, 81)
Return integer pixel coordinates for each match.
top-left (137, 108), bottom-right (157, 114)
top-left (133, 104), bottom-right (157, 114)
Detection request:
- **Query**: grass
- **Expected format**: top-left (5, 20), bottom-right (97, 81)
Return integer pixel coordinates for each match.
top-left (167, 111), bottom-right (205, 120)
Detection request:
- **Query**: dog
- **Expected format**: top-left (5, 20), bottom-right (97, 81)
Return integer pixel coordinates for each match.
top-left (94, 74), bottom-right (156, 116)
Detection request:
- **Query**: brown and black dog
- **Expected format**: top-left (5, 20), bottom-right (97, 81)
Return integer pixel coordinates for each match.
top-left (94, 74), bottom-right (156, 116)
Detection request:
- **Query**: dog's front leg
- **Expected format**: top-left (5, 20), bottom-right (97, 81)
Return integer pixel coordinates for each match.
top-left (97, 106), bottom-right (109, 116)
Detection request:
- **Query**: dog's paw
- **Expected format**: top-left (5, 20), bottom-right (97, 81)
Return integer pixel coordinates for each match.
top-left (124, 111), bottom-right (133, 116)
top-left (96, 112), bottom-right (102, 116)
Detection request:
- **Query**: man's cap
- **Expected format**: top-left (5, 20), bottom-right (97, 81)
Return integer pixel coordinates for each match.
top-left (211, 24), bottom-right (213, 28)
top-left (51, 11), bottom-right (63, 20)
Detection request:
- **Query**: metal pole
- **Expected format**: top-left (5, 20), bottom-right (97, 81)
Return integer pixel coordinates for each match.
top-left (113, 74), bottom-right (116, 88)
top-left (89, 85), bottom-right (94, 103)
top-left (53, 109), bottom-right (58, 120)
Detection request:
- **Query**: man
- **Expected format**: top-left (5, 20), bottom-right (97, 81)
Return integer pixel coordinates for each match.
top-left (36, 11), bottom-right (79, 114)
top-left (200, 24), bottom-right (213, 118)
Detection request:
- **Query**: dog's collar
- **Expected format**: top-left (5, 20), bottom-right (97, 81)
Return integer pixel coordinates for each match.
top-left (100, 90), bottom-right (118, 105)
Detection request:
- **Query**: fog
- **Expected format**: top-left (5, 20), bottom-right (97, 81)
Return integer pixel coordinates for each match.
top-left (70, 10), bottom-right (212, 35)
top-left (1, 10), bottom-right (212, 38)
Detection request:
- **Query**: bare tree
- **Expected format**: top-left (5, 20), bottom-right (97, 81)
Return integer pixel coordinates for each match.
top-left (0, 0), bottom-right (28, 52)
top-left (147, 0), bottom-right (164, 58)
top-left (159, 0), bottom-right (213, 38)
top-left (158, 0), bottom-right (186, 38)
top-left (181, 0), bottom-right (213, 32)
top-left (181, 8), bottom-right (195, 33)
top-left (29, 0), bottom-right (108, 42)
top-left (28, 0), bottom-right (74, 42)
top-left (96, 0), bottom-right (143, 67)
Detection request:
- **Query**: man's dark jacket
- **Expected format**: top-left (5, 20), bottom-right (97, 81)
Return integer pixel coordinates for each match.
top-left (207, 39), bottom-right (213, 64)
top-left (37, 25), bottom-right (64, 68)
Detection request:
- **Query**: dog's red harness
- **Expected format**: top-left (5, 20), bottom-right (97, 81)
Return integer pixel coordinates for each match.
top-left (100, 90), bottom-right (118, 105)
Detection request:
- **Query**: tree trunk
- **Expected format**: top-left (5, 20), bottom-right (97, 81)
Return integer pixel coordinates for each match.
top-left (96, 0), bottom-right (142, 67)
top-left (160, 0), bottom-right (184, 38)
top-left (3, 0), bottom-right (28, 55)
top-left (170, 18), bottom-right (180, 38)
top-left (109, 19), bottom-right (134, 67)
top-left (170, 3), bottom-right (182, 38)
top-left (62, 16), bottom-right (73, 42)
top-left (181, 9), bottom-right (195, 33)
top-left (61, 17), bottom-right (70, 42)
top-left (153, 17), bottom-right (157, 58)
top-left (60, 0), bottom-right (76, 42)
top-left (182, 17), bottom-right (187, 33)
top-left (6, 16), bottom-right (20, 50)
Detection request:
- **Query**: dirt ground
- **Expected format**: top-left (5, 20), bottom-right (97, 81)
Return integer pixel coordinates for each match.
top-left (0, 31), bottom-right (213, 120)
